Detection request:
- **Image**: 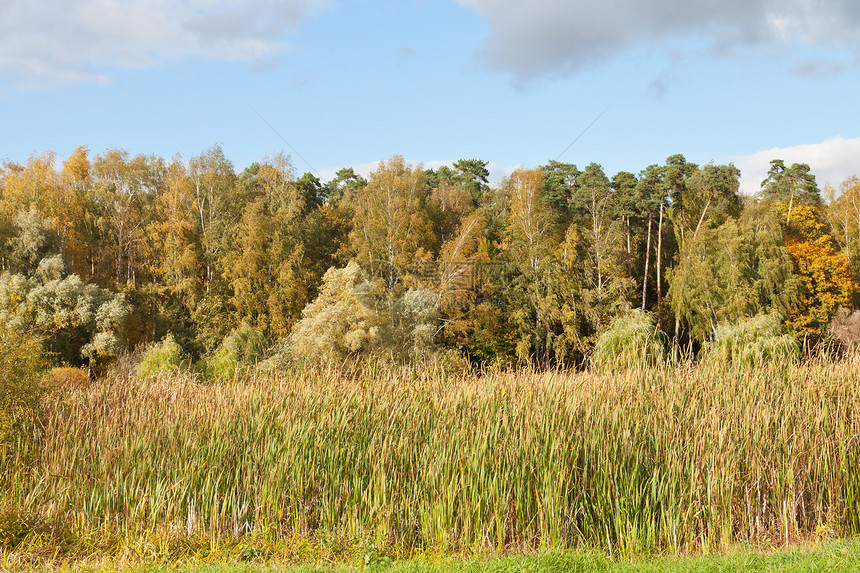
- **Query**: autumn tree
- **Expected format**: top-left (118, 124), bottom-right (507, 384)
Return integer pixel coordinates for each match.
top-left (344, 155), bottom-right (433, 290)
top-left (503, 167), bottom-right (569, 363)
top-left (147, 158), bottom-right (200, 299)
top-left (58, 146), bottom-right (101, 281)
top-left (188, 144), bottom-right (236, 295)
top-left (91, 148), bottom-right (164, 287)
top-left (760, 163), bottom-right (852, 343)
top-left (826, 175), bottom-right (860, 292)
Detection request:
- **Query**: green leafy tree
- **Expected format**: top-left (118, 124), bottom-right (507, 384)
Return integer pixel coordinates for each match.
top-left (665, 205), bottom-right (798, 344)
top-left (136, 333), bottom-right (186, 378)
top-left (761, 159), bottom-right (820, 223)
top-left (540, 160), bottom-right (580, 227)
top-left (324, 167), bottom-right (367, 204)
top-left (569, 163), bottom-right (634, 335)
top-left (611, 170), bottom-right (640, 277)
top-left (208, 323), bottom-right (266, 381)
top-left (453, 159), bottom-right (490, 204)
top-left (666, 163), bottom-right (742, 348)
top-left (0, 255), bottom-right (130, 368)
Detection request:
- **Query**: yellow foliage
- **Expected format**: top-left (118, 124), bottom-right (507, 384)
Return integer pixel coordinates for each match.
top-left (0, 327), bottom-right (47, 447)
top-left (44, 366), bottom-right (92, 393)
top-left (784, 235), bottom-right (854, 340)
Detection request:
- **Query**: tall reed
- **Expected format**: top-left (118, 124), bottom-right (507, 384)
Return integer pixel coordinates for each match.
top-left (2, 358), bottom-right (859, 555)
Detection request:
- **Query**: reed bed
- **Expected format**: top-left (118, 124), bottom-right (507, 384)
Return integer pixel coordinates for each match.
top-left (2, 359), bottom-right (860, 557)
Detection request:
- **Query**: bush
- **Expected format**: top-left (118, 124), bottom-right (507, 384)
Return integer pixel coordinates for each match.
top-left (136, 334), bottom-right (185, 379)
top-left (0, 326), bottom-right (47, 449)
top-left (289, 262), bottom-right (383, 363)
top-left (704, 313), bottom-right (798, 368)
top-left (45, 366), bottom-right (91, 393)
top-left (827, 308), bottom-right (860, 354)
top-left (590, 309), bottom-right (665, 372)
top-left (208, 324), bottom-right (266, 381)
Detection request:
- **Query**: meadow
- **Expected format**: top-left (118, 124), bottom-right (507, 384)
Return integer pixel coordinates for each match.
top-left (2, 358), bottom-right (860, 569)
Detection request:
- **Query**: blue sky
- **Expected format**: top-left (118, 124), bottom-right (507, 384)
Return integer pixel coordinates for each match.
top-left (2, 0), bottom-right (860, 195)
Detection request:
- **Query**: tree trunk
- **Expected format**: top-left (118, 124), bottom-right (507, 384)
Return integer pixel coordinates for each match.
top-left (673, 317), bottom-right (680, 363)
top-left (642, 212), bottom-right (652, 310)
top-left (656, 200), bottom-right (665, 331)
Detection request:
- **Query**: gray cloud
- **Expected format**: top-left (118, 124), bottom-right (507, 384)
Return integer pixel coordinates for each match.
top-left (0, 0), bottom-right (330, 89)
top-left (396, 46), bottom-right (417, 64)
top-left (789, 58), bottom-right (855, 78)
top-left (458, 0), bottom-right (860, 83)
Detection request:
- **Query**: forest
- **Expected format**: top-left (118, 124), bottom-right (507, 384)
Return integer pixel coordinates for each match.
top-left (1, 145), bottom-right (859, 373)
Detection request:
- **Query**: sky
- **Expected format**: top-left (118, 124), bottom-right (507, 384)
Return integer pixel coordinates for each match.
top-left (2, 0), bottom-right (860, 195)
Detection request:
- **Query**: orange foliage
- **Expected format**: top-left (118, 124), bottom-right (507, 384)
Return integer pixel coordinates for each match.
top-left (782, 203), bottom-right (855, 340)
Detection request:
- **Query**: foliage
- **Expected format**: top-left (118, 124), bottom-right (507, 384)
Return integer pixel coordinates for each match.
top-left (385, 287), bottom-right (439, 359)
top-left (0, 326), bottom-right (46, 450)
top-left (781, 203), bottom-right (853, 342)
top-left (590, 309), bottom-right (664, 372)
top-left (703, 313), bottom-right (799, 368)
top-left (3, 145), bottom-right (860, 366)
top-left (208, 324), bottom-right (266, 381)
top-left (288, 262), bottom-right (382, 363)
top-left (44, 366), bottom-right (91, 392)
top-left (0, 260), bottom-right (131, 368)
top-left (827, 308), bottom-right (860, 353)
top-left (667, 206), bottom-right (798, 344)
top-left (344, 156), bottom-right (432, 289)
top-left (136, 333), bottom-right (186, 379)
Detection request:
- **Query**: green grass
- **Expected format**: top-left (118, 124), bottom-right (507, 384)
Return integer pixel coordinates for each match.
top-left (6, 538), bottom-right (860, 572)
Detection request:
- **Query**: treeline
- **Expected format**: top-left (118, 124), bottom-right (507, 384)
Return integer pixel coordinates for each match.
top-left (1, 145), bottom-right (859, 370)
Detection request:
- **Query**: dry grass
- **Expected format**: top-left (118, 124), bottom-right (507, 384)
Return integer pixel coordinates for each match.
top-left (2, 358), bottom-right (860, 561)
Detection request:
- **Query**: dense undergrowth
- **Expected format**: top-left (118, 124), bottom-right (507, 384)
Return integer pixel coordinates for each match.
top-left (2, 358), bottom-right (860, 569)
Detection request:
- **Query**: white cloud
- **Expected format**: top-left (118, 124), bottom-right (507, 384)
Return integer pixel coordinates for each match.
top-left (732, 135), bottom-right (860, 196)
top-left (458, 0), bottom-right (860, 83)
top-left (0, 0), bottom-right (330, 89)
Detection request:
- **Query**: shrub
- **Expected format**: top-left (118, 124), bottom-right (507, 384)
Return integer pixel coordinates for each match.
top-left (45, 366), bottom-right (91, 392)
top-left (590, 309), bottom-right (665, 372)
top-left (289, 262), bottom-right (383, 363)
top-left (0, 255), bottom-right (131, 371)
top-left (0, 326), bottom-right (47, 449)
top-left (208, 324), bottom-right (266, 381)
top-left (704, 313), bottom-right (798, 368)
top-left (827, 308), bottom-right (860, 354)
top-left (136, 334), bottom-right (185, 379)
